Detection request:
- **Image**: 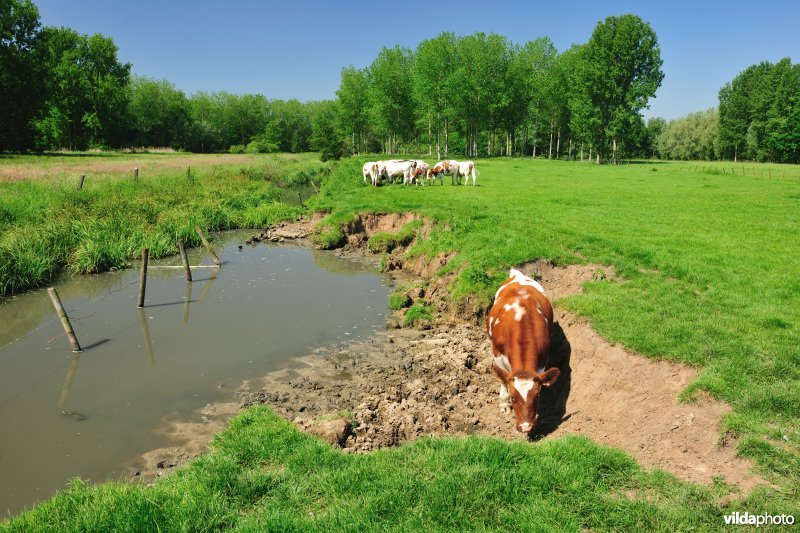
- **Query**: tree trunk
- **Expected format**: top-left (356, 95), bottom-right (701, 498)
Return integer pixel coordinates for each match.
top-left (556, 129), bottom-right (561, 159)
top-left (612, 138), bottom-right (617, 165)
top-left (568, 137), bottom-right (573, 160)
top-left (548, 119), bottom-right (554, 159)
top-left (444, 118), bottom-right (449, 157)
top-left (428, 119), bottom-right (432, 156)
top-left (588, 145), bottom-right (592, 161)
top-left (436, 120), bottom-right (441, 160)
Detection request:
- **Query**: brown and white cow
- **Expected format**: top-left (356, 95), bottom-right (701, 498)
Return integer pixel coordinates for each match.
top-left (428, 160), bottom-right (459, 185)
top-left (409, 160), bottom-right (430, 186)
top-left (487, 269), bottom-right (559, 433)
top-left (454, 160), bottom-right (477, 186)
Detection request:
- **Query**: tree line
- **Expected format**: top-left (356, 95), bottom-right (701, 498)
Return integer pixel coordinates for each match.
top-left (0, 0), bottom-right (332, 154)
top-left (4, 0), bottom-right (797, 163)
top-left (648, 58), bottom-right (800, 164)
top-left (330, 14), bottom-right (665, 163)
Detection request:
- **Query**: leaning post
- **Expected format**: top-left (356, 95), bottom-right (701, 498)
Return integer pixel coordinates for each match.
top-left (195, 226), bottom-right (221, 265)
top-left (77, 175), bottom-right (85, 190)
top-left (47, 288), bottom-right (82, 352)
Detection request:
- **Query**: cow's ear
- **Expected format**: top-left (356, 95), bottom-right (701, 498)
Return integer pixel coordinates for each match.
top-left (537, 368), bottom-right (560, 387)
top-left (492, 361), bottom-right (510, 384)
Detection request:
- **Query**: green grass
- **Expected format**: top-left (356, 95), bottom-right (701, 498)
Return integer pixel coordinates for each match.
top-left (3, 406), bottom-right (738, 531)
top-left (0, 153), bottom-right (325, 293)
top-left (404, 302), bottom-right (435, 327)
top-left (388, 289), bottom-right (412, 310)
top-left (311, 157), bottom-right (800, 497)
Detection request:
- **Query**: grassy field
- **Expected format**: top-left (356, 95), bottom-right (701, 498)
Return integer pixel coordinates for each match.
top-left (311, 157), bottom-right (800, 502)
top-left (0, 152), bottom-right (325, 293)
top-left (2, 154), bottom-right (798, 527)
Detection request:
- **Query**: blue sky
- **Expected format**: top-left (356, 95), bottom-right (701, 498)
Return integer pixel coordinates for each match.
top-left (35, 0), bottom-right (799, 120)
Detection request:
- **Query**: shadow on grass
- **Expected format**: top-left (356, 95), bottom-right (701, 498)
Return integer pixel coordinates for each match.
top-left (530, 321), bottom-right (572, 441)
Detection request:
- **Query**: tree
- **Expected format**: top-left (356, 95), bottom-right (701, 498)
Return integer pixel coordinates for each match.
top-left (336, 66), bottom-right (369, 155)
top-left (34, 27), bottom-right (130, 150)
top-left (573, 15), bottom-right (664, 163)
top-left (128, 76), bottom-right (189, 148)
top-left (367, 46), bottom-right (415, 154)
top-left (644, 117), bottom-right (666, 158)
top-left (311, 100), bottom-right (343, 161)
top-left (0, 0), bottom-right (46, 151)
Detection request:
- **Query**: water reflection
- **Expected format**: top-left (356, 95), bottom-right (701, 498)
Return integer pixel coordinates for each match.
top-left (0, 231), bottom-right (392, 515)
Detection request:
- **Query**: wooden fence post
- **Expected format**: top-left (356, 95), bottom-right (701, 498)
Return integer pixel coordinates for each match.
top-left (47, 288), bottom-right (82, 352)
top-left (134, 167), bottom-right (139, 179)
top-left (77, 175), bottom-right (85, 190)
top-left (178, 240), bottom-right (192, 282)
top-left (297, 191), bottom-right (306, 209)
top-left (195, 226), bottom-right (221, 265)
top-left (137, 249), bottom-right (149, 308)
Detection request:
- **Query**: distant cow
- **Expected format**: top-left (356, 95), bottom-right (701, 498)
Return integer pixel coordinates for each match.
top-left (428, 160), bottom-right (459, 185)
top-left (453, 160), bottom-right (477, 186)
top-left (409, 160), bottom-right (430, 186)
top-left (378, 160), bottom-right (417, 186)
top-left (362, 161), bottom-right (380, 186)
top-left (487, 269), bottom-right (559, 433)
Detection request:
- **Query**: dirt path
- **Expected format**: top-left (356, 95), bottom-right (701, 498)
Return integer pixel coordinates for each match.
top-left (130, 217), bottom-right (763, 494)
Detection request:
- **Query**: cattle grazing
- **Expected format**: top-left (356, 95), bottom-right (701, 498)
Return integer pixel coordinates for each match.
top-left (409, 160), bottom-right (430, 186)
top-left (486, 269), bottom-right (559, 433)
top-left (453, 160), bottom-right (477, 186)
top-left (428, 160), bottom-right (459, 185)
top-left (363, 161), bottom-right (380, 186)
top-left (378, 160), bottom-right (417, 186)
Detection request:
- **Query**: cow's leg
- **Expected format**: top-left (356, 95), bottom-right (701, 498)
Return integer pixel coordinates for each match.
top-left (499, 383), bottom-right (511, 414)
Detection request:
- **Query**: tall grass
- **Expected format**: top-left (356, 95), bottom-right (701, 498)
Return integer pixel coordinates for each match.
top-left (0, 154), bottom-right (325, 293)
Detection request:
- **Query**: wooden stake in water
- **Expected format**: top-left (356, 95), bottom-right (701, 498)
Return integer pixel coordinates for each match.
top-left (47, 287), bottom-right (82, 352)
top-left (297, 191), bottom-right (306, 209)
top-left (138, 307), bottom-right (155, 365)
top-left (137, 248), bottom-right (149, 308)
top-left (77, 175), bottom-right (85, 190)
top-left (195, 226), bottom-right (221, 265)
top-left (178, 240), bottom-right (192, 282)
top-left (310, 180), bottom-right (320, 193)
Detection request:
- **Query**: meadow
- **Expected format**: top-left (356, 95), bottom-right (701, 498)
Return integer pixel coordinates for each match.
top-left (2, 154), bottom-right (798, 527)
top-left (0, 152), bottom-right (325, 293)
top-left (312, 157), bottom-right (800, 504)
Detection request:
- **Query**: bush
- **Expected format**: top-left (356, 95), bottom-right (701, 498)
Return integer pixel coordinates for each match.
top-left (229, 144), bottom-right (245, 154)
top-left (312, 223), bottom-right (346, 250)
top-left (245, 139), bottom-right (279, 154)
top-left (366, 220), bottom-right (422, 254)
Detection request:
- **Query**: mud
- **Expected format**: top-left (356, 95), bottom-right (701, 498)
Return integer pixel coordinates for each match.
top-left (133, 214), bottom-right (763, 494)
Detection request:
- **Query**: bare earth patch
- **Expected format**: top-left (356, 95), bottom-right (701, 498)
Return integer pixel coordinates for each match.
top-left (130, 214), bottom-right (763, 494)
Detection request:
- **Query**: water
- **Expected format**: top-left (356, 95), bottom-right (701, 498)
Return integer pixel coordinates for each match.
top-left (0, 231), bottom-right (393, 516)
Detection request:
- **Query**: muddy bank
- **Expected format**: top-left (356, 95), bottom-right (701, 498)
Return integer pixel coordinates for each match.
top-left (132, 215), bottom-right (763, 493)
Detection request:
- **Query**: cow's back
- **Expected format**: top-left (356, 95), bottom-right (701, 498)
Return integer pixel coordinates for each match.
top-left (487, 270), bottom-right (553, 372)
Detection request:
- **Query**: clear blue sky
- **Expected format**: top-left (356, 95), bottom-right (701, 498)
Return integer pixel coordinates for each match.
top-left (35, 0), bottom-right (800, 120)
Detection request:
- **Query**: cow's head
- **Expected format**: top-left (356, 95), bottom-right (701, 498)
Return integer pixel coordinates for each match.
top-left (492, 364), bottom-right (560, 433)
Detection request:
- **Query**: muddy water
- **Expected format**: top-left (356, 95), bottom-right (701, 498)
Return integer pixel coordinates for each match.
top-left (0, 231), bottom-right (392, 516)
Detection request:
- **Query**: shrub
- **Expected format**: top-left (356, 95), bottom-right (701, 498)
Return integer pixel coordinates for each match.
top-left (388, 290), bottom-right (412, 310)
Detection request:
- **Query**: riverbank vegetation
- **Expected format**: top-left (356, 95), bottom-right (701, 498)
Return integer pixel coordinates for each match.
top-left (0, 153), bottom-right (324, 294)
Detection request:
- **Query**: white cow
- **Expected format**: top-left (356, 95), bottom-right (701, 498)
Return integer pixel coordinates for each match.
top-left (454, 160), bottom-right (477, 186)
top-left (362, 161), bottom-right (381, 186)
top-left (378, 160), bottom-right (417, 186)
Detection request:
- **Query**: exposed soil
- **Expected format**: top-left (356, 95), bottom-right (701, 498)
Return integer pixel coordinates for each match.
top-left (130, 213), bottom-right (763, 494)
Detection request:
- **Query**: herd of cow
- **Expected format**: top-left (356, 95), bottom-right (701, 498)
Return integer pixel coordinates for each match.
top-left (362, 159), bottom-right (478, 187)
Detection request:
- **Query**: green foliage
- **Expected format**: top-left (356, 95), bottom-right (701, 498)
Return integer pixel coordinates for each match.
top-left (388, 290), bottom-right (412, 310)
top-left (128, 76), bottom-right (189, 149)
top-left (657, 108), bottom-right (720, 160)
top-left (403, 302), bottom-right (434, 326)
top-left (570, 15), bottom-right (664, 162)
top-left (312, 223), bottom-right (346, 250)
top-left (0, 0), bottom-right (46, 152)
top-left (718, 58), bottom-right (800, 163)
top-left (244, 138), bottom-right (278, 154)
